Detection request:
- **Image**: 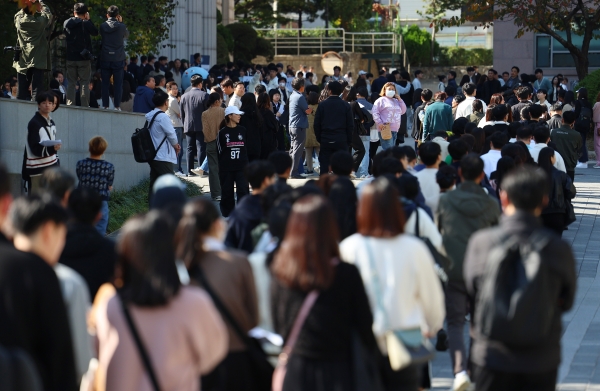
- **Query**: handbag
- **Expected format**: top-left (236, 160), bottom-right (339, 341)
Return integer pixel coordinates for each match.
top-left (380, 123), bottom-right (392, 140)
top-left (564, 199), bottom-right (576, 226)
top-left (194, 267), bottom-right (274, 391)
top-left (363, 237), bottom-right (435, 371)
top-left (272, 291), bottom-right (319, 391)
top-left (119, 295), bottom-right (162, 391)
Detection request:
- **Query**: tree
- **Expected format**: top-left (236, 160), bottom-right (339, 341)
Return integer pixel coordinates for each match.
top-left (226, 23), bottom-right (274, 62)
top-left (235, 0), bottom-right (287, 28)
top-left (325, 0), bottom-right (372, 31)
top-left (431, 0), bottom-right (600, 79)
top-left (278, 0), bottom-right (323, 36)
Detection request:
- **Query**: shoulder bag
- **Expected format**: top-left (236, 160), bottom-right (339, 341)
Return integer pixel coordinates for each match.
top-left (131, 111), bottom-right (166, 163)
top-left (119, 295), bottom-right (162, 391)
top-left (363, 237), bottom-right (435, 371)
top-left (272, 290), bottom-right (319, 391)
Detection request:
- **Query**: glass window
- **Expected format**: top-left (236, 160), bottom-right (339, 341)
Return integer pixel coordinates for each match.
top-left (552, 53), bottom-right (575, 67)
top-left (537, 36), bottom-right (551, 67)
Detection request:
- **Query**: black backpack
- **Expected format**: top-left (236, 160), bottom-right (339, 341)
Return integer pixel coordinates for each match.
top-left (576, 103), bottom-right (593, 131)
top-left (131, 111), bottom-right (167, 163)
top-left (474, 230), bottom-right (555, 348)
top-left (0, 346), bottom-right (43, 391)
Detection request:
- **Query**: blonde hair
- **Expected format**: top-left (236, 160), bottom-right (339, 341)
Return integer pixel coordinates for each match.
top-left (379, 82), bottom-right (397, 97)
top-left (89, 136), bottom-right (108, 156)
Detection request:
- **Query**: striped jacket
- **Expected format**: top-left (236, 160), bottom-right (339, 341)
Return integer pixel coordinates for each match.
top-left (25, 112), bottom-right (58, 176)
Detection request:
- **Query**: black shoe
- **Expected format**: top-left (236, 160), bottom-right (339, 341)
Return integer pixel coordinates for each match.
top-left (289, 175), bottom-right (305, 179)
top-left (186, 172), bottom-right (199, 177)
top-left (435, 329), bottom-right (449, 352)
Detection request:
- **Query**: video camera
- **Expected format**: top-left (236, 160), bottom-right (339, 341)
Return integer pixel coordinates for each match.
top-left (3, 46), bottom-right (22, 62)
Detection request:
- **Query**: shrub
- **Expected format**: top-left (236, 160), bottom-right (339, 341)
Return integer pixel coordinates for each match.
top-left (402, 25), bottom-right (439, 66)
top-left (225, 23), bottom-right (274, 63)
top-left (437, 47), bottom-right (493, 66)
top-left (575, 69), bottom-right (600, 106)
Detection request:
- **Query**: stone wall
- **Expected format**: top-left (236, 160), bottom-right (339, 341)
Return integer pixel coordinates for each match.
top-left (271, 53), bottom-right (378, 80)
top-left (0, 99), bottom-right (150, 194)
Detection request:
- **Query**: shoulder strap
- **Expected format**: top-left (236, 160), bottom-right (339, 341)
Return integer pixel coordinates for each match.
top-left (415, 207), bottom-right (420, 238)
top-left (119, 295), bottom-right (161, 391)
top-left (148, 111), bottom-right (168, 151)
top-left (281, 291), bottom-right (319, 355)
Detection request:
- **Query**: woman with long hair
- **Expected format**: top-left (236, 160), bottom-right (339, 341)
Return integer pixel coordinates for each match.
top-left (270, 195), bottom-right (378, 391)
top-left (257, 92), bottom-right (278, 159)
top-left (176, 199), bottom-right (260, 391)
top-left (339, 177), bottom-right (445, 391)
top-left (371, 82), bottom-right (408, 150)
top-left (239, 92), bottom-right (264, 162)
top-left (93, 211), bottom-right (228, 391)
top-left (538, 147), bottom-right (576, 236)
top-left (549, 76), bottom-right (562, 104)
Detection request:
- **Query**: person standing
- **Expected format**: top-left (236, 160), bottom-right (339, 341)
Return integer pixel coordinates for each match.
top-left (550, 111), bottom-right (582, 182)
top-left (533, 68), bottom-right (552, 92)
top-left (228, 81), bottom-right (245, 109)
top-left (593, 91), bottom-right (600, 169)
top-left (455, 83), bottom-right (487, 119)
top-left (371, 82), bottom-right (407, 150)
top-left (412, 70), bottom-right (423, 90)
top-left (573, 87), bottom-right (593, 168)
top-left (422, 91), bottom-right (453, 141)
top-left (464, 167), bottom-right (576, 391)
top-left (288, 77), bottom-right (312, 179)
top-left (201, 92), bottom-right (225, 201)
top-left (166, 81), bottom-right (184, 175)
top-left (99, 5), bottom-right (128, 110)
top-left (63, 3), bottom-right (98, 107)
top-left (180, 74), bottom-right (208, 177)
top-left (14, 0), bottom-right (53, 101)
top-left (436, 154), bottom-right (501, 391)
top-left (257, 92), bottom-right (278, 159)
top-left (132, 75), bottom-right (155, 113)
top-left (314, 81), bottom-right (354, 175)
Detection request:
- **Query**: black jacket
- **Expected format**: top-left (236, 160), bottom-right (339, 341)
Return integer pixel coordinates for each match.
top-left (0, 234), bottom-right (78, 391)
top-left (329, 176), bottom-right (357, 240)
top-left (225, 194), bottom-right (263, 253)
top-left (59, 223), bottom-right (117, 299)
top-left (238, 110), bottom-right (264, 161)
top-left (464, 212), bottom-right (576, 373)
top-left (511, 101), bottom-right (531, 122)
top-left (63, 17), bottom-right (98, 61)
top-left (543, 167), bottom-right (576, 214)
top-left (259, 108), bottom-right (278, 159)
top-left (99, 18), bottom-right (128, 62)
top-left (314, 96), bottom-right (353, 145)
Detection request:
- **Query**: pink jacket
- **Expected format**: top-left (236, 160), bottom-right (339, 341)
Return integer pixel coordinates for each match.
top-left (372, 96), bottom-right (407, 132)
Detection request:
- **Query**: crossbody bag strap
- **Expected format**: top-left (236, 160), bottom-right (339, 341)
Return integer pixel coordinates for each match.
top-left (149, 111), bottom-right (168, 152)
top-left (363, 237), bottom-right (388, 327)
top-left (414, 207), bottom-right (420, 238)
top-left (281, 290), bottom-right (319, 356)
top-left (119, 295), bottom-right (162, 391)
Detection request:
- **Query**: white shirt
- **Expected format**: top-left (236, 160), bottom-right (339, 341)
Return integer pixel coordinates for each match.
top-left (167, 95), bottom-right (183, 128)
top-left (432, 137), bottom-right (450, 162)
top-left (403, 208), bottom-right (444, 254)
top-left (340, 234), bottom-right (445, 340)
top-left (455, 96), bottom-right (488, 119)
top-left (530, 143), bottom-right (567, 172)
top-left (480, 149), bottom-right (502, 178)
top-left (536, 100), bottom-right (552, 112)
top-left (414, 168), bottom-right (441, 213)
top-left (412, 78), bottom-right (422, 90)
top-left (228, 94), bottom-right (242, 109)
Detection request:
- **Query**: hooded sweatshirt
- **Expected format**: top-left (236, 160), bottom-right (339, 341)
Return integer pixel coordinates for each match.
top-left (225, 194), bottom-right (263, 253)
top-left (63, 17), bottom-right (98, 61)
top-left (133, 85), bottom-right (155, 113)
top-left (436, 181), bottom-right (501, 281)
top-left (99, 17), bottom-right (129, 62)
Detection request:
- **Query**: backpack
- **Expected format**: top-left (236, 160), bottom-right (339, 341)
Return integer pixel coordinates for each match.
top-left (576, 104), bottom-right (593, 131)
top-left (474, 230), bottom-right (555, 348)
top-left (0, 346), bottom-right (43, 391)
top-left (131, 111), bottom-right (167, 163)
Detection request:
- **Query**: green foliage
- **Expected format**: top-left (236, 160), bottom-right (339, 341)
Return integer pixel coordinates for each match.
top-left (255, 37), bottom-right (274, 61)
top-left (437, 47), bottom-right (493, 66)
top-left (226, 22), bottom-right (274, 62)
top-left (216, 33), bottom-right (230, 65)
top-left (216, 8), bottom-right (223, 24)
top-left (107, 177), bottom-right (202, 234)
top-left (0, 2), bottom-right (18, 82)
top-left (327, 0), bottom-right (372, 32)
top-left (402, 25), bottom-right (439, 66)
top-left (235, 0), bottom-right (284, 28)
top-left (217, 24), bottom-right (234, 52)
top-left (278, 0), bottom-right (322, 29)
top-left (575, 69), bottom-right (600, 109)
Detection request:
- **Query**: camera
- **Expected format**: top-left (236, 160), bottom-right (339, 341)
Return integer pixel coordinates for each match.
top-left (3, 46), bottom-right (22, 62)
top-left (80, 48), bottom-right (96, 61)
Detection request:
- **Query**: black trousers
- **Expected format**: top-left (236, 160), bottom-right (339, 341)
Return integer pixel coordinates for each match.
top-left (17, 68), bottom-right (45, 101)
top-left (319, 140), bottom-right (348, 176)
top-left (369, 140), bottom-right (380, 175)
top-left (186, 131), bottom-right (206, 174)
top-left (567, 170), bottom-right (575, 183)
top-left (350, 131), bottom-right (366, 173)
top-left (474, 366), bottom-right (557, 391)
top-left (277, 124), bottom-right (286, 151)
top-left (541, 213), bottom-right (565, 237)
top-left (219, 170), bottom-right (249, 217)
top-left (148, 160), bottom-right (174, 204)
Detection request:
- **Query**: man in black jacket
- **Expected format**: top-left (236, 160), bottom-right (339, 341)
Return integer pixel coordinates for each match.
top-left (464, 166), bottom-right (576, 391)
top-left (0, 166), bottom-right (78, 391)
top-left (314, 81), bottom-right (354, 175)
top-left (510, 86), bottom-right (532, 121)
top-left (99, 5), bottom-right (128, 110)
top-left (181, 74), bottom-right (208, 177)
top-left (63, 3), bottom-right (98, 107)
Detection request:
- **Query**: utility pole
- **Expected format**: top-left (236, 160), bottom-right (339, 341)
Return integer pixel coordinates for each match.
top-left (325, 0), bottom-right (329, 37)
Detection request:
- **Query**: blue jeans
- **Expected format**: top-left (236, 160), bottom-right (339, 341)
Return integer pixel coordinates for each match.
top-left (200, 156), bottom-right (209, 172)
top-left (356, 136), bottom-right (371, 177)
top-left (379, 131), bottom-right (397, 150)
top-left (95, 200), bottom-right (109, 235)
top-left (100, 60), bottom-right (125, 108)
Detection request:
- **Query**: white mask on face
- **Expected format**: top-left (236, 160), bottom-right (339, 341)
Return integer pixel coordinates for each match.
top-left (386, 90), bottom-right (396, 98)
top-left (279, 82), bottom-right (286, 88)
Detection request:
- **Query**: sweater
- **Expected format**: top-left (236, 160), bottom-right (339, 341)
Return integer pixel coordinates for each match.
top-left (422, 101), bottom-right (453, 139)
top-left (340, 234), bottom-right (445, 341)
top-left (25, 112), bottom-right (58, 176)
top-left (371, 96), bottom-right (407, 132)
top-left (217, 125), bottom-right (249, 171)
top-left (132, 86), bottom-right (154, 113)
top-left (202, 106), bottom-right (225, 143)
top-left (76, 158), bottom-right (115, 201)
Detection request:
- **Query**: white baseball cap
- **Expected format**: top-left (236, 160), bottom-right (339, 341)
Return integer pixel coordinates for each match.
top-left (358, 70), bottom-right (367, 75)
top-left (225, 106), bottom-right (244, 116)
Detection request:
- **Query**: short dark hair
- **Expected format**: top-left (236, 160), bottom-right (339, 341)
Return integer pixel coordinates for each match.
top-left (378, 158), bottom-right (404, 176)
top-left (502, 166), bottom-right (549, 212)
top-left (40, 168), bottom-right (75, 200)
top-left (436, 165), bottom-right (457, 190)
top-left (152, 90), bottom-right (168, 107)
top-left (563, 111), bottom-right (576, 124)
top-left (74, 3), bottom-right (88, 15)
top-left (528, 104), bottom-right (543, 119)
top-left (190, 74), bottom-right (203, 87)
top-left (414, 70), bottom-right (423, 77)
top-left (144, 75), bottom-right (155, 85)
top-left (245, 161), bottom-right (275, 189)
top-left (502, 71), bottom-right (509, 76)
top-left (268, 151), bottom-right (293, 175)
top-left (577, 87), bottom-right (589, 100)
top-left (68, 187), bottom-right (102, 225)
top-left (448, 139), bottom-right (469, 161)
top-left (356, 86), bottom-right (369, 98)
top-left (418, 142), bottom-right (441, 166)
top-left (400, 145), bottom-right (417, 162)
top-left (463, 83), bottom-right (477, 95)
top-left (517, 125), bottom-right (533, 140)
top-left (517, 86), bottom-right (530, 100)
top-left (379, 69), bottom-right (386, 76)
top-left (534, 68), bottom-right (543, 75)
top-left (488, 69), bottom-right (498, 75)
top-left (512, 66), bottom-right (520, 73)
top-left (445, 86), bottom-right (456, 97)
top-left (459, 153), bottom-right (484, 181)
top-left (327, 81), bottom-right (343, 96)
top-left (333, 66), bottom-right (341, 71)
top-left (330, 151), bottom-right (353, 176)
top-left (153, 75), bottom-right (165, 86)
top-left (107, 5), bottom-right (119, 17)
top-left (36, 92), bottom-right (54, 105)
top-left (140, 55), bottom-right (148, 63)
top-left (466, 67), bottom-right (475, 72)
top-left (533, 126), bottom-right (551, 143)
top-left (434, 130), bottom-right (448, 139)
top-left (421, 89), bottom-right (433, 101)
top-left (492, 104), bottom-right (508, 121)
top-left (9, 194), bottom-right (68, 236)
top-left (472, 99), bottom-right (483, 112)
top-left (448, 71), bottom-right (457, 78)
top-left (490, 131), bottom-right (508, 149)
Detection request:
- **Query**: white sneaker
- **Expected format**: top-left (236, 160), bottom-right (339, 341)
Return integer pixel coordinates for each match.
top-left (191, 168), bottom-right (204, 175)
top-left (576, 162), bottom-right (588, 168)
top-left (451, 371), bottom-right (471, 391)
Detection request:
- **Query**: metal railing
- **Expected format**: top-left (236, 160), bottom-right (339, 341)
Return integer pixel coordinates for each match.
top-left (255, 28), bottom-right (399, 56)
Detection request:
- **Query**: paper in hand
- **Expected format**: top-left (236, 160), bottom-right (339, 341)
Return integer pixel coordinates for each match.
top-left (40, 140), bottom-right (62, 147)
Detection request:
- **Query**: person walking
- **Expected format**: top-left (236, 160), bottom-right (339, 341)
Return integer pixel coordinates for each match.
top-left (201, 92), bottom-right (225, 201)
top-left (63, 3), bottom-right (98, 107)
top-left (270, 195), bottom-right (378, 391)
top-left (288, 77), bottom-right (312, 178)
top-left (180, 74), bottom-right (208, 177)
top-left (371, 82), bottom-right (407, 150)
top-left (464, 167), bottom-right (576, 391)
top-left (343, 86), bottom-right (368, 177)
top-left (340, 177), bottom-right (445, 390)
top-left (436, 154), bottom-right (501, 391)
top-left (550, 111), bottom-right (582, 183)
top-left (422, 91), bottom-right (453, 141)
top-left (99, 5), bottom-right (128, 110)
top-left (314, 81), bottom-right (354, 175)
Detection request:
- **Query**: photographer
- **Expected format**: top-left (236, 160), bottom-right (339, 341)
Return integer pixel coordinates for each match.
top-left (13, 0), bottom-right (53, 101)
top-left (63, 3), bottom-right (98, 107)
top-left (99, 5), bottom-right (128, 110)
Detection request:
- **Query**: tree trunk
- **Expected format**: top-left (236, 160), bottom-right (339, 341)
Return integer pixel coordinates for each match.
top-left (571, 49), bottom-right (589, 80)
top-left (298, 11), bottom-right (303, 37)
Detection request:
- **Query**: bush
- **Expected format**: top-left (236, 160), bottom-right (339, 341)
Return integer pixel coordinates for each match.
top-left (437, 47), bottom-right (493, 66)
top-left (255, 37), bottom-right (274, 61)
top-left (217, 33), bottom-right (230, 65)
top-left (402, 25), bottom-right (439, 66)
top-left (575, 69), bottom-right (600, 106)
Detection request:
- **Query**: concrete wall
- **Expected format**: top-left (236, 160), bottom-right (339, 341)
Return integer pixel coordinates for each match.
top-left (0, 99), bottom-right (150, 191)
top-left (493, 19), bottom-right (535, 78)
top-left (270, 53), bottom-right (378, 81)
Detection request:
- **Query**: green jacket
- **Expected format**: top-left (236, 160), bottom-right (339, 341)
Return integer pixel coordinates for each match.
top-left (436, 181), bottom-right (500, 282)
top-left (13, 4), bottom-right (53, 73)
top-left (422, 101), bottom-right (453, 140)
top-left (550, 125), bottom-right (582, 171)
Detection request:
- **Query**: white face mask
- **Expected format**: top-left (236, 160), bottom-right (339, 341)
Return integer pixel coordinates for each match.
top-left (386, 90), bottom-right (396, 98)
top-left (279, 82), bottom-right (286, 88)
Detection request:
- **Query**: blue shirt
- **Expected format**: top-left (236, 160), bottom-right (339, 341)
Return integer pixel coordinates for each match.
top-left (288, 90), bottom-right (309, 129)
top-left (76, 158), bottom-right (115, 201)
